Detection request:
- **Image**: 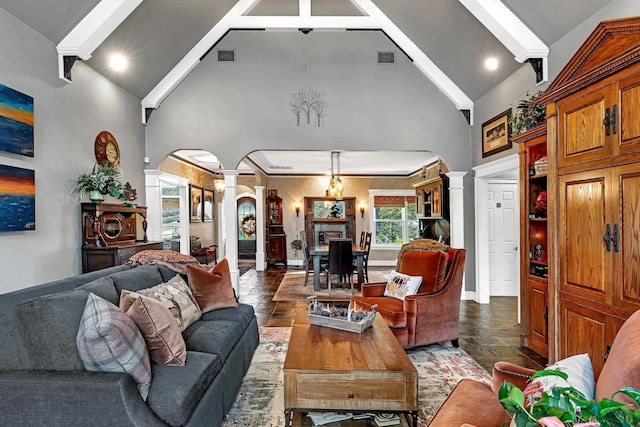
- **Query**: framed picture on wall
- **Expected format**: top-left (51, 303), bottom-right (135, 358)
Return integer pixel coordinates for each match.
top-left (482, 109), bottom-right (512, 158)
top-left (190, 185), bottom-right (203, 222)
top-left (0, 83), bottom-right (34, 158)
top-left (0, 164), bottom-right (35, 231)
top-left (203, 188), bottom-right (214, 221)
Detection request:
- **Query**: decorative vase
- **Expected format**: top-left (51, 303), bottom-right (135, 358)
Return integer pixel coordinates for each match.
top-left (89, 190), bottom-right (104, 203)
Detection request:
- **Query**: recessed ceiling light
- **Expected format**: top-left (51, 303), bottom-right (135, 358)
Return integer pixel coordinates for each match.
top-left (109, 53), bottom-right (128, 72)
top-left (485, 57), bottom-right (498, 71)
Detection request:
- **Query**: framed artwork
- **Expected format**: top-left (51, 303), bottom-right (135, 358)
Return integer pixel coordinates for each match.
top-left (0, 164), bottom-right (35, 231)
top-left (203, 188), bottom-right (214, 221)
top-left (482, 109), bottom-right (512, 158)
top-left (0, 83), bottom-right (34, 157)
top-left (190, 185), bottom-right (203, 222)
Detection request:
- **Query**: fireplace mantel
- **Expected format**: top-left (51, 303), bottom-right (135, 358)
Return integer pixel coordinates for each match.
top-left (303, 197), bottom-right (356, 246)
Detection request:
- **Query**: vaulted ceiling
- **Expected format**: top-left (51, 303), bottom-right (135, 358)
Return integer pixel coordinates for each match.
top-left (0, 0), bottom-right (611, 109)
top-left (0, 0), bottom-right (612, 174)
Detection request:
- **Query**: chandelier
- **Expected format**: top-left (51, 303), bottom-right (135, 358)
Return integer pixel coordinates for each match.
top-left (326, 151), bottom-right (344, 200)
top-left (213, 165), bottom-right (225, 192)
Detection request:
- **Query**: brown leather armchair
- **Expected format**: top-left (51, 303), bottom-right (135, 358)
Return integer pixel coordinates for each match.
top-left (350, 248), bottom-right (466, 349)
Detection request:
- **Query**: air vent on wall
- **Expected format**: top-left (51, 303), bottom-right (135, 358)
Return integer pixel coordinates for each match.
top-left (377, 51), bottom-right (395, 64)
top-left (218, 49), bottom-right (235, 62)
top-left (269, 165), bottom-right (293, 170)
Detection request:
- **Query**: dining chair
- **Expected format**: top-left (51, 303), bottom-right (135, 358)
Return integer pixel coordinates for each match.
top-left (300, 230), bottom-right (323, 286)
top-left (323, 231), bottom-right (342, 243)
top-left (354, 232), bottom-right (372, 283)
top-left (325, 238), bottom-right (354, 294)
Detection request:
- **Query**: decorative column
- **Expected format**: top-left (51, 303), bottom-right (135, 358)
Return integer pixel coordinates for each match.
top-left (446, 171), bottom-right (467, 293)
top-left (255, 186), bottom-right (266, 271)
top-left (222, 170), bottom-right (239, 294)
top-left (144, 170), bottom-right (189, 253)
top-left (144, 170), bottom-right (162, 242)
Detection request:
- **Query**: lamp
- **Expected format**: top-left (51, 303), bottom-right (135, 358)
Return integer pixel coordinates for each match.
top-left (359, 204), bottom-right (365, 218)
top-left (295, 203), bottom-right (301, 217)
top-left (213, 166), bottom-right (225, 193)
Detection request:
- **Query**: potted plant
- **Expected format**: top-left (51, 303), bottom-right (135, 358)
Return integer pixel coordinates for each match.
top-left (119, 182), bottom-right (138, 207)
top-left (510, 91), bottom-right (547, 136)
top-left (499, 369), bottom-right (640, 426)
top-left (72, 163), bottom-right (124, 202)
top-left (291, 239), bottom-right (302, 257)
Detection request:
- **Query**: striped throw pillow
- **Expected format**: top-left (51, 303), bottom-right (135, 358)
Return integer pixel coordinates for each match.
top-left (76, 293), bottom-right (152, 400)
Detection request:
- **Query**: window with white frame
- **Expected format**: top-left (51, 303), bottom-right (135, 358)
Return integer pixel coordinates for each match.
top-left (369, 190), bottom-right (418, 247)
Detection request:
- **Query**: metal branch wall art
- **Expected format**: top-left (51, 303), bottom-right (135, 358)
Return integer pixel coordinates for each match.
top-left (290, 89), bottom-right (328, 127)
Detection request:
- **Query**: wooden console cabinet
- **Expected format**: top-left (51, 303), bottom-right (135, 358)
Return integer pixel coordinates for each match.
top-left (81, 203), bottom-right (162, 273)
top-left (538, 17), bottom-right (640, 374)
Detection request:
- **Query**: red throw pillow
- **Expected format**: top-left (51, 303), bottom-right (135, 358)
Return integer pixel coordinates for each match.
top-left (398, 250), bottom-right (449, 294)
top-left (186, 259), bottom-right (238, 313)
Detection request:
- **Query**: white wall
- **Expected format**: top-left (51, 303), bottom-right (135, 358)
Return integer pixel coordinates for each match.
top-left (144, 30), bottom-right (473, 172)
top-left (0, 7), bottom-right (145, 294)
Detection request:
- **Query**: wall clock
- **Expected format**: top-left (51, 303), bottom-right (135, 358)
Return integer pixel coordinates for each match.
top-left (94, 131), bottom-right (120, 167)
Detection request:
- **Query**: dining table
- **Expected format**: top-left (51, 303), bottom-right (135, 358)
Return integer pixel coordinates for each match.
top-left (309, 242), bottom-right (366, 292)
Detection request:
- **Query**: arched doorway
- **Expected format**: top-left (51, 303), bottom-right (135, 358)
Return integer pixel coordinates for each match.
top-left (237, 196), bottom-right (257, 259)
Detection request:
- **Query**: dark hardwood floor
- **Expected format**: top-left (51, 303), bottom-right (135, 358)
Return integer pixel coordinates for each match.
top-left (236, 262), bottom-right (547, 372)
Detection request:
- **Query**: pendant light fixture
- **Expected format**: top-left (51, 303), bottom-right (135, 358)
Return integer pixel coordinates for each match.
top-left (213, 165), bottom-right (225, 192)
top-left (326, 151), bottom-right (344, 200)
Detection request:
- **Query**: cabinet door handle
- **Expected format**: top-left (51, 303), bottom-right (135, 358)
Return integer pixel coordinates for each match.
top-left (612, 223), bottom-right (619, 253)
top-left (603, 107), bottom-right (612, 136)
top-left (612, 104), bottom-right (618, 135)
top-left (603, 223), bottom-right (612, 252)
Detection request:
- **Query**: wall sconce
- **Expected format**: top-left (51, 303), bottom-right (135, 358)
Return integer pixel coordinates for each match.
top-left (295, 203), bottom-right (301, 217)
top-left (359, 204), bottom-right (365, 218)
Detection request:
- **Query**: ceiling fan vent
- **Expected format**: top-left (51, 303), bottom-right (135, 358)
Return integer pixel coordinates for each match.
top-left (377, 51), bottom-right (395, 64)
top-left (218, 49), bottom-right (235, 62)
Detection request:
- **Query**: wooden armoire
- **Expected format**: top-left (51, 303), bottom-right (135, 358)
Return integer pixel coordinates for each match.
top-left (538, 17), bottom-right (640, 376)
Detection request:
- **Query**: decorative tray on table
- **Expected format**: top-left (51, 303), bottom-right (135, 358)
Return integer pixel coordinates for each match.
top-left (307, 296), bottom-right (377, 333)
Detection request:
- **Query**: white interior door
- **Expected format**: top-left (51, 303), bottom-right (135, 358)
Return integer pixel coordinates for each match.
top-left (488, 181), bottom-right (519, 296)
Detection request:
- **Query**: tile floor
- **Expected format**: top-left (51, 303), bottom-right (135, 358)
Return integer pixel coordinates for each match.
top-left (236, 262), bottom-right (547, 372)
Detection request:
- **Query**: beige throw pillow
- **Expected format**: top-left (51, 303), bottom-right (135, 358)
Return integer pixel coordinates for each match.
top-left (137, 275), bottom-right (201, 331)
top-left (120, 290), bottom-right (187, 366)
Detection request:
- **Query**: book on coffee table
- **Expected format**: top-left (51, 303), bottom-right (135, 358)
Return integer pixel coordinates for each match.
top-left (307, 412), bottom-right (353, 426)
top-left (374, 413), bottom-right (401, 426)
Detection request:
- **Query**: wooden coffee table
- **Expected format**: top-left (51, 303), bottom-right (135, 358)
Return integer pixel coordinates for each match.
top-left (283, 310), bottom-right (418, 426)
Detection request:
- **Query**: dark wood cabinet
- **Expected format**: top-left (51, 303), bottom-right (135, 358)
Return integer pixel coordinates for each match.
top-left (539, 17), bottom-right (640, 373)
top-left (82, 241), bottom-right (163, 273)
top-left (266, 190), bottom-right (286, 265)
top-left (81, 203), bottom-right (162, 273)
top-left (514, 125), bottom-right (548, 357)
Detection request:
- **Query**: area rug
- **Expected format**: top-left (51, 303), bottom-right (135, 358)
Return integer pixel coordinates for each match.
top-left (222, 327), bottom-right (491, 427)
top-left (273, 270), bottom-right (390, 301)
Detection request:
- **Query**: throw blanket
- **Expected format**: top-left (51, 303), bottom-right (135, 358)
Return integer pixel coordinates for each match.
top-left (127, 250), bottom-right (203, 276)
top-left (396, 239), bottom-right (450, 270)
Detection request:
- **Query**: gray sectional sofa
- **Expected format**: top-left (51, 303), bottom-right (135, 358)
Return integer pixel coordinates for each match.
top-left (0, 263), bottom-right (259, 426)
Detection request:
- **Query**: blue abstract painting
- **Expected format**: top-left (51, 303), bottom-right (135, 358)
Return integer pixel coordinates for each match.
top-left (0, 83), bottom-right (34, 157)
top-left (0, 164), bottom-right (35, 232)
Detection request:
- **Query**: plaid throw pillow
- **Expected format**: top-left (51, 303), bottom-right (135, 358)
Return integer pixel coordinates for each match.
top-left (76, 293), bottom-right (152, 400)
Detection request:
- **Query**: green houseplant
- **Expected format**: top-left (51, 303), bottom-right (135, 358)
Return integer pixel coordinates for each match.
top-left (510, 91), bottom-right (547, 136)
top-left (291, 239), bottom-right (302, 257)
top-left (499, 369), bottom-right (640, 426)
top-left (72, 163), bottom-right (124, 202)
